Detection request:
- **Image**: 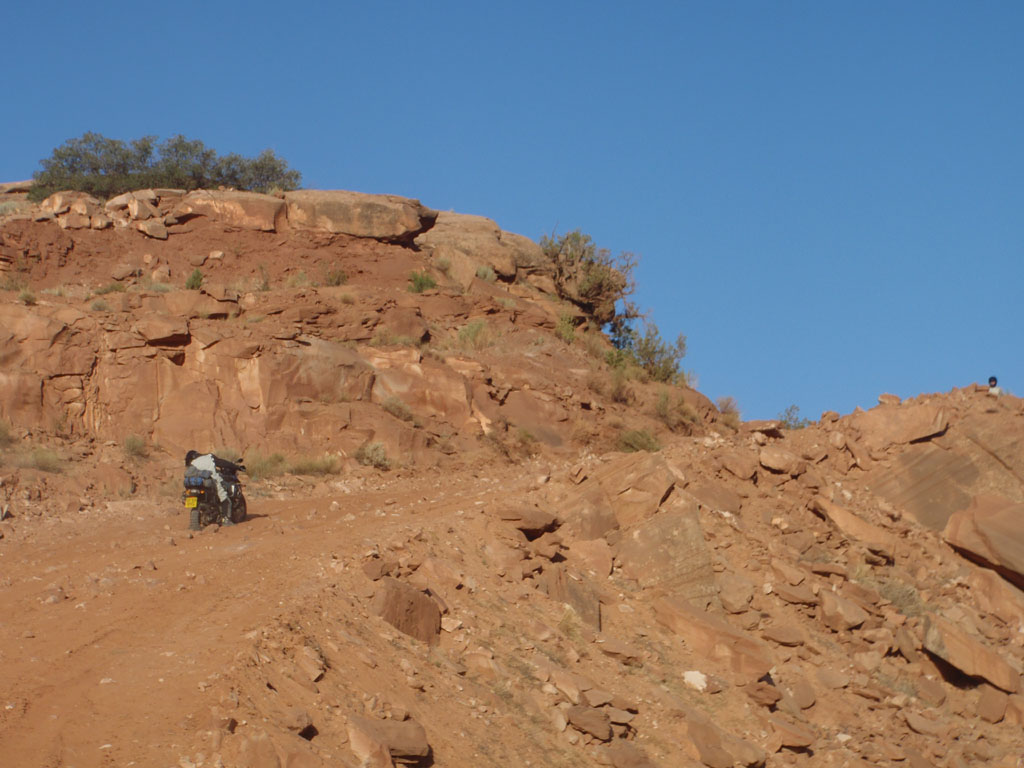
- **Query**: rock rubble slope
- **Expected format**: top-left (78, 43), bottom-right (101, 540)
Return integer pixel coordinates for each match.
top-left (2, 186), bottom-right (1024, 767)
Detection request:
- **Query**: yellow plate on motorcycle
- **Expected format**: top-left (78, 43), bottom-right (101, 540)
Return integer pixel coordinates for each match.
top-left (185, 496), bottom-right (198, 508)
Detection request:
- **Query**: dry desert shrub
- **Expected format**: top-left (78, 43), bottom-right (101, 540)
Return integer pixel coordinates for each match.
top-left (17, 447), bottom-right (63, 473)
top-left (382, 396), bottom-right (414, 422)
top-left (457, 319), bottom-right (495, 351)
top-left (247, 452), bottom-right (286, 480)
top-left (655, 390), bottom-right (701, 432)
top-left (355, 442), bottom-right (390, 470)
top-left (323, 267), bottom-right (347, 286)
top-left (716, 396), bottom-right (741, 429)
top-left (123, 434), bottom-right (148, 459)
top-left (617, 428), bottom-right (660, 453)
top-left (288, 453), bottom-right (342, 475)
top-left (475, 265), bottom-right (497, 283)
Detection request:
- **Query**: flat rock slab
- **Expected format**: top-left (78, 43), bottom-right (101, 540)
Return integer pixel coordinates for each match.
top-left (943, 493), bottom-right (1024, 589)
top-left (655, 596), bottom-right (771, 685)
top-left (923, 613), bottom-right (1020, 693)
top-left (286, 189), bottom-right (431, 239)
top-left (616, 496), bottom-right (717, 604)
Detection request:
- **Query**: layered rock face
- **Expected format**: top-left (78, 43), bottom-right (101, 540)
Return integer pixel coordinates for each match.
top-left (2, 187), bottom-right (641, 465)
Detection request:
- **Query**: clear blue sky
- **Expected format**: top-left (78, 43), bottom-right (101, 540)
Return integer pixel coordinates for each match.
top-left (4, 2), bottom-right (1021, 419)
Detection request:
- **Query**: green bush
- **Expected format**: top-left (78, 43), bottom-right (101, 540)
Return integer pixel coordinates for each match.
top-left (408, 271), bottom-right (437, 293)
top-left (617, 429), bottom-right (660, 453)
top-left (435, 257), bottom-right (451, 275)
top-left (778, 404), bottom-right (811, 429)
top-left (616, 322), bottom-right (687, 384)
top-left (355, 442), bottom-right (391, 470)
top-left (540, 229), bottom-right (636, 326)
top-left (94, 282), bottom-right (126, 295)
top-left (91, 299), bottom-right (110, 312)
top-left (29, 132), bottom-right (302, 201)
top-left (475, 265), bottom-right (497, 282)
top-left (185, 269), bottom-right (203, 290)
top-left (555, 312), bottom-right (576, 344)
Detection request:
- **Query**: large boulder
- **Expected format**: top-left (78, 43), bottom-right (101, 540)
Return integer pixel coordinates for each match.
top-left (615, 495), bottom-right (717, 604)
top-left (848, 402), bottom-right (949, 451)
top-left (285, 189), bottom-right (434, 240)
top-left (944, 494), bottom-right (1024, 588)
top-left (172, 190), bottom-right (287, 231)
top-left (370, 577), bottom-right (441, 645)
top-left (413, 211), bottom-right (546, 280)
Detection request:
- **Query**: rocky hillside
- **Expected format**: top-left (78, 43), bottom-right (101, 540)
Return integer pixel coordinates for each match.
top-left (1, 185), bottom-right (1024, 768)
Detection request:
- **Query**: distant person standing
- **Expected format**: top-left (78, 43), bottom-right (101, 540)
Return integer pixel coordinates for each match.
top-left (988, 376), bottom-right (1003, 396)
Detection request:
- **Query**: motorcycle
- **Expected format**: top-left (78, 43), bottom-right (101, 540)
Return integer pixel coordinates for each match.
top-left (183, 463), bottom-right (247, 530)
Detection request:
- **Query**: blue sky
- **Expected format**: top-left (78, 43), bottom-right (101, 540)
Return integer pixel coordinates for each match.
top-left (4, 2), bottom-right (1021, 419)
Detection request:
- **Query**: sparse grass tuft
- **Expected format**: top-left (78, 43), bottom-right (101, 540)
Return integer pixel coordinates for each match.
top-left (355, 442), bottom-right (391, 470)
top-left (247, 452), bottom-right (287, 481)
top-left (476, 265), bottom-right (497, 283)
top-left (408, 270), bottom-right (437, 293)
top-left (19, 288), bottom-right (36, 305)
top-left (435, 257), bottom-right (451, 275)
top-left (617, 429), bottom-right (660, 453)
top-left (288, 453), bottom-right (342, 475)
top-left (95, 282), bottom-right (126, 295)
top-left (339, 293), bottom-right (355, 304)
top-left (123, 434), bottom-right (148, 459)
top-left (185, 269), bottom-right (203, 290)
top-left (457, 319), bottom-right (494, 350)
top-left (382, 396), bottom-right (414, 422)
top-left (582, 331), bottom-right (606, 359)
top-left (90, 299), bottom-right (110, 312)
top-left (609, 369), bottom-right (631, 404)
top-left (286, 270), bottom-right (310, 288)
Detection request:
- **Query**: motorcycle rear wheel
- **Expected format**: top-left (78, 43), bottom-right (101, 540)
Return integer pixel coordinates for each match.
top-left (230, 495), bottom-right (247, 524)
top-left (188, 507), bottom-right (202, 531)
